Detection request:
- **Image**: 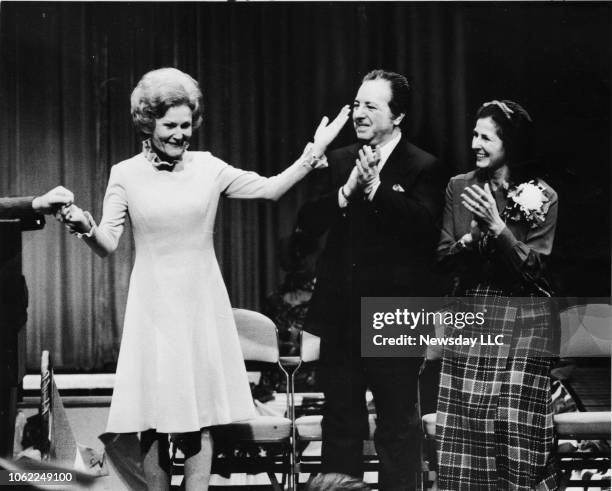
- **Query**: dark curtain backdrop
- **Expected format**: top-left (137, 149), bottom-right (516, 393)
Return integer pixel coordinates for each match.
top-left (0, 2), bottom-right (609, 371)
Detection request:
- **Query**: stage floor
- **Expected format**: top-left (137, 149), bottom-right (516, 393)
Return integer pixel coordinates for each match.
top-left (17, 374), bottom-right (375, 489)
top-left (16, 366), bottom-right (610, 490)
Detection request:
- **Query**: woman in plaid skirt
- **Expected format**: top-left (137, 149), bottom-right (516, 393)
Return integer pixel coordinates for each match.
top-left (435, 100), bottom-right (560, 490)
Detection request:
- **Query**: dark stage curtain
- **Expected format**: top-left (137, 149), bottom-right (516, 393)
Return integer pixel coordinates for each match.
top-left (0, 3), bottom-right (609, 370)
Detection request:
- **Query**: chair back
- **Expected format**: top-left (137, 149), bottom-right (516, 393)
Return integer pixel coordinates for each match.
top-left (559, 303), bottom-right (612, 358)
top-left (300, 330), bottom-right (320, 363)
top-left (233, 309), bottom-right (279, 363)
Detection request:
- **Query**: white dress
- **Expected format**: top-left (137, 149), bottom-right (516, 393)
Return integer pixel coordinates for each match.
top-left (84, 147), bottom-right (313, 434)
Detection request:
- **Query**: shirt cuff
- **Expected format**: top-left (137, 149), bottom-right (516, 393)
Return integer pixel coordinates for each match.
top-left (27, 196), bottom-right (39, 213)
top-left (338, 187), bottom-right (349, 208)
top-left (75, 211), bottom-right (97, 239)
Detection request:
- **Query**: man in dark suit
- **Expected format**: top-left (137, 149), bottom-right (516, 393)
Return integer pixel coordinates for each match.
top-left (0, 186), bottom-right (74, 222)
top-left (297, 70), bottom-right (447, 489)
top-left (0, 185), bottom-right (73, 457)
top-left (0, 185), bottom-right (74, 325)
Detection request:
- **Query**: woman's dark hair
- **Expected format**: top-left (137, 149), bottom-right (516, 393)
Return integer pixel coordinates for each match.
top-left (362, 69), bottom-right (410, 119)
top-left (130, 68), bottom-right (203, 136)
top-left (475, 99), bottom-right (534, 166)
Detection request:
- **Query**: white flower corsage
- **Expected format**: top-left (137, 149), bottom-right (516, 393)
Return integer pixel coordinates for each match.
top-left (502, 180), bottom-right (550, 228)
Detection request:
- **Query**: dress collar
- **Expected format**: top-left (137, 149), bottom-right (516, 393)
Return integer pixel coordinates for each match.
top-left (142, 139), bottom-right (189, 169)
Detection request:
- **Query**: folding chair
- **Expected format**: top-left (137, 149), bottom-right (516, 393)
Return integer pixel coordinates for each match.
top-left (420, 302), bottom-right (612, 490)
top-left (418, 318), bottom-right (445, 491)
top-left (277, 329), bottom-right (310, 491)
top-left (171, 309), bottom-right (294, 490)
top-left (554, 303), bottom-right (611, 487)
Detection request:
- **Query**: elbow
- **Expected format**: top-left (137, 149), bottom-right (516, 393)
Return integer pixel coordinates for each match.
top-left (95, 248), bottom-right (110, 259)
top-left (86, 237), bottom-right (117, 258)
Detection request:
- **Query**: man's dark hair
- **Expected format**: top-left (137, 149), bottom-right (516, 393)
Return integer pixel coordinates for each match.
top-left (362, 69), bottom-right (410, 118)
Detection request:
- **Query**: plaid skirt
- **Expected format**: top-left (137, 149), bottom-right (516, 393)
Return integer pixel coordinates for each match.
top-left (435, 290), bottom-right (560, 490)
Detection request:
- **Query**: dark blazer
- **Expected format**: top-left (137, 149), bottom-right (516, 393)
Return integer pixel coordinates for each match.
top-left (1, 196), bottom-right (44, 332)
top-left (438, 170), bottom-right (558, 295)
top-left (0, 196), bottom-right (45, 228)
top-left (297, 139), bottom-right (447, 341)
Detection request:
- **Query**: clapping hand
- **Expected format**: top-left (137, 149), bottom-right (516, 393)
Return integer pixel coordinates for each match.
top-left (312, 105), bottom-right (350, 157)
top-left (32, 186), bottom-right (74, 214)
top-left (341, 145), bottom-right (381, 201)
top-left (355, 145), bottom-right (381, 189)
top-left (460, 183), bottom-right (505, 236)
top-left (458, 220), bottom-right (482, 250)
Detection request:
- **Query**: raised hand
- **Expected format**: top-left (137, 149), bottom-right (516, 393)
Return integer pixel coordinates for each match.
top-left (355, 145), bottom-right (380, 189)
top-left (460, 183), bottom-right (505, 236)
top-left (312, 105), bottom-right (351, 157)
top-left (32, 186), bottom-right (74, 214)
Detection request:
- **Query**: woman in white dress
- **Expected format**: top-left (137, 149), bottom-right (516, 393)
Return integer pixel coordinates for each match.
top-left (60, 67), bottom-right (349, 490)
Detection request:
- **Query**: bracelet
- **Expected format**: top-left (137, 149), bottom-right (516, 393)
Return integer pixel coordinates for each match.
top-left (75, 211), bottom-right (96, 239)
top-left (306, 154), bottom-right (324, 169)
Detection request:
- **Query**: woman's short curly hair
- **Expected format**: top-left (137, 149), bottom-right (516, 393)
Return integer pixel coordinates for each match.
top-left (476, 99), bottom-right (534, 166)
top-left (130, 68), bottom-right (203, 135)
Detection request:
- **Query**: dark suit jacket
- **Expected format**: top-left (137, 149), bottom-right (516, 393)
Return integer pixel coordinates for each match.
top-left (438, 170), bottom-right (558, 295)
top-left (0, 196), bottom-right (45, 228)
top-left (297, 139), bottom-right (447, 345)
top-left (1, 196), bottom-right (44, 334)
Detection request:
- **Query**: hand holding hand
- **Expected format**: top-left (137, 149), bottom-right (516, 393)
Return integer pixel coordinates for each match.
top-left (57, 204), bottom-right (91, 235)
top-left (312, 105), bottom-right (350, 157)
top-left (32, 186), bottom-right (74, 214)
top-left (460, 183), bottom-right (505, 236)
top-left (355, 145), bottom-right (380, 189)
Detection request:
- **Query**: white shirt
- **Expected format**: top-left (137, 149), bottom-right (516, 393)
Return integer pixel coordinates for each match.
top-left (338, 131), bottom-right (402, 207)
